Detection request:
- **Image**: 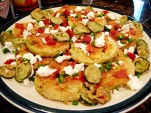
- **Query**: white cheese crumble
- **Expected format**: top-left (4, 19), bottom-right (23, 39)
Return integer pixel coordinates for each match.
top-left (4, 42), bottom-right (15, 53)
top-left (71, 36), bottom-right (77, 42)
top-left (124, 46), bottom-right (135, 54)
top-left (55, 55), bottom-right (71, 63)
top-left (95, 32), bottom-right (105, 47)
top-left (118, 60), bottom-right (123, 65)
top-left (39, 21), bottom-right (45, 27)
top-left (116, 40), bottom-right (125, 48)
top-left (70, 14), bottom-right (76, 17)
top-left (36, 65), bottom-right (56, 77)
top-left (121, 23), bottom-right (133, 32)
top-left (112, 89), bottom-right (119, 95)
top-left (42, 38), bottom-right (47, 44)
top-left (27, 23), bottom-right (33, 31)
top-left (23, 79), bottom-right (30, 86)
top-left (107, 12), bottom-right (115, 20)
top-left (81, 19), bottom-right (89, 26)
top-left (127, 74), bottom-right (143, 91)
top-left (44, 28), bottom-right (50, 34)
top-left (10, 61), bottom-right (17, 66)
top-left (74, 43), bottom-right (89, 55)
top-left (59, 26), bottom-right (71, 32)
top-left (55, 13), bottom-right (60, 17)
top-left (50, 29), bottom-right (58, 34)
top-left (105, 25), bottom-right (112, 29)
top-left (94, 63), bottom-right (102, 68)
top-left (36, 33), bottom-right (40, 36)
top-left (63, 63), bottom-right (84, 75)
top-left (23, 29), bottom-right (31, 39)
top-left (23, 53), bottom-right (42, 64)
top-left (87, 11), bottom-right (94, 19)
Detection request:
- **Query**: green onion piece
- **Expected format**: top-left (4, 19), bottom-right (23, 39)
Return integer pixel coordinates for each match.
top-left (97, 13), bottom-right (104, 17)
top-left (135, 72), bottom-right (142, 78)
top-left (99, 65), bottom-right (105, 73)
top-left (119, 34), bottom-right (124, 40)
top-left (72, 24), bottom-right (76, 29)
top-left (72, 100), bottom-right (78, 105)
top-left (105, 62), bottom-right (112, 71)
top-left (127, 38), bottom-right (133, 43)
top-left (105, 26), bottom-right (110, 31)
top-left (29, 76), bottom-right (35, 82)
top-left (75, 15), bottom-right (79, 18)
top-left (72, 73), bottom-right (78, 76)
top-left (90, 32), bottom-right (96, 36)
top-left (7, 30), bottom-right (12, 34)
top-left (91, 41), bottom-right (95, 46)
top-left (2, 48), bottom-right (9, 54)
top-left (58, 74), bottom-right (64, 83)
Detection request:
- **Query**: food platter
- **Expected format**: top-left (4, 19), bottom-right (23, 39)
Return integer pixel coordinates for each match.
top-left (0, 4), bottom-right (151, 113)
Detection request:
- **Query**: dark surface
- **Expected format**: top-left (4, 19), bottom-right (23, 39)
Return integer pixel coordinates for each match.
top-left (0, 0), bottom-right (151, 112)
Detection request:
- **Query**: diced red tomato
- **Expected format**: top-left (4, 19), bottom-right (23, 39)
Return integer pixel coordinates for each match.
top-left (129, 28), bottom-right (135, 35)
top-left (83, 10), bottom-right (89, 15)
top-left (37, 27), bottom-right (44, 33)
top-left (113, 70), bottom-right (127, 78)
top-left (43, 18), bottom-right (51, 25)
top-left (66, 29), bottom-right (73, 37)
top-left (4, 59), bottom-right (14, 64)
top-left (110, 29), bottom-right (117, 36)
top-left (75, 39), bottom-right (83, 43)
top-left (15, 23), bottom-right (24, 33)
top-left (63, 9), bottom-right (70, 16)
top-left (61, 16), bottom-right (68, 27)
top-left (70, 61), bottom-right (76, 67)
top-left (127, 52), bottom-right (136, 61)
top-left (54, 24), bottom-right (59, 30)
top-left (103, 10), bottom-right (108, 14)
top-left (45, 36), bottom-right (56, 45)
top-left (89, 18), bottom-right (95, 21)
top-left (83, 35), bottom-right (91, 44)
top-left (78, 72), bottom-right (86, 82)
top-left (86, 44), bottom-right (95, 53)
top-left (115, 24), bottom-right (121, 29)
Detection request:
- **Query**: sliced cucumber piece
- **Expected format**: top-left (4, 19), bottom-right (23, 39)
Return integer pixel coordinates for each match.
top-left (31, 8), bottom-right (43, 19)
top-left (134, 57), bottom-right (150, 73)
top-left (136, 46), bottom-right (149, 58)
top-left (132, 21), bottom-right (143, 32)
top-left (50, 17), bottom-right (63, 25)
top-left (137, 39), bottom-right (148, 48)
top-left (80, 93), bottom-right (98, 106)
top-left (15, 61), bottom-right (32, 82)
top-left (0, 66), bottom-right (16, 79)
top-left (73, 26), bottom-right (90, 34)
top-left (84, 64), bottom-right (102, 84)
top-left (43, 9), bottom-right (54, 19)
top-left (53, 31), bottom-right (70, 42)
top-left (12, 38), bottom-right (25, 44)
top-left (87, 22), bottom-right (104, 33)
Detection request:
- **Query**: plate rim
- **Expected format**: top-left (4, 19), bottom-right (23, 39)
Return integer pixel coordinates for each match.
top-left (0, 4), bottom-right (151, 113)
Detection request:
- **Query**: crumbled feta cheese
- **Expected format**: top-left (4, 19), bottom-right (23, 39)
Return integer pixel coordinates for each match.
top-left (55, 55), bottom-right (71, 63)
top-left (112, 89), bottom-right (119, 95)
top-left (27, 23), bottom-right (33, 31)
top-left (23, 53), bottom-right (34, 60)
top-left (124, 46), bottom-right (135, 54)
top-left (127, 74), bottom-right (143, 91)
top-left (81, 19), bottom-right (89, 26)
top-left (116, 40), bottom-right (125, 48)
top-left (36, 65), bottom-right (56, 77)
top-left (4, 42), bottom-right (14, 52)
top-left (42, 38), bottom-right (47, 44)
top-left (30, 57), bottom-right (37, 64)
top-left (50, 29), bottom-right (58, 34)
top-left (23, 29), bottom-right (31, 39)
top-left (70, 10), bottom-right (73, 13)
top-left (105, 25), bottom-right (112, 29)
top-left (74, 43), bottom-right (88, 55)
top-left (23, 79), bottom-right (30, 86)
top-left (71, 36), bottom-right (77, 42)
top-left (75, 7), bottom-right (82, 12)
top-left (55, 13), bottom-right (60, 17)
top-left (87, 11), bottom-right (94, 19)
top-left (118, 60), bottom-right (123, 65)
top-left (90, 35), bottom-right (94, 43)
top-left (36, 33), bottom-right (40, 36)
top-left (104, 31), bottom-right (109, 36)
top-left (95, 32), bottom-right (105, 47)
top-left (44, 28), bottom-right (50, 34)
top-left (121, 23), bottom-right (133, 32)
top-left (94, 63), bottom-right (102, 68)
top-left (81, 15), bottom-right (87, 18)
top-left (10, 61), bottom-right (17, 66)
top-left (70, 14), bottom-right (76, 17)
top-left (39, 21), bottom-right (45, 27)
top-left (35, 55), bottom-right (42, 62)
top-left (107, 13), bottom-right (115, 20)
top-left (63, 63), bottom-right (84, 75)
top-left (59, 26), bottom-right (71, 32)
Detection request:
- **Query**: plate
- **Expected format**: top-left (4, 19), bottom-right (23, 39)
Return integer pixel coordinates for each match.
top-left (0, 4), bottom-right (151, 113)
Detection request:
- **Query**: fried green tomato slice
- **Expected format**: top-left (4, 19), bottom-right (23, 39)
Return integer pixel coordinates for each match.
top-left (25, 35), bottom-right (70, 57)
top-left (34, 74), bottom-right (84, 102)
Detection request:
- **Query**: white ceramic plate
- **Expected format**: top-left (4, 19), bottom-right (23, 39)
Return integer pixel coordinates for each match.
top-left (0, 5), bottom-right (151, 113)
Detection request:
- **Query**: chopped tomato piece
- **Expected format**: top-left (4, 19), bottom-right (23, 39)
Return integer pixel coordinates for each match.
top-left (70, 62), bottom-right (76, 67)
top-left (61, 16), bottom-right (68, 27)
top-left (66, 29), bottom-right (73, 37)
top-left (103, 10), bottom-right (108, 14)
top-left (83, 35), bottom-right (91, 44)
top-left (4, 59), bottom-right (14, 64)
top-left (54, 24), bottom-right (59, 30)
top-left (63, 9), bottom-right (70, 16)
top-left (37, 27), bottom-right (44, 33)
top-left (78, 72), bottom-right (86, 82)
top-left (15, 23), bottom-right (24, 33)
top-left (110, 29), bottom-right (117, 36)
top-left (83, 10), bottom-right (89, 15)
top-left (115, 24), bottom-right (121, 29)
top-left (86, 44), bottom-right (95, 53)
top-left (129, 28), bottom-right (135, 35)
top-left (113, 70), bottom-right (127, 78)
top-left (45, 36), bottom-right (56, 45)
top-left (75, 39), bottom-right (83, 43)
top-left (89, 18), bottom-right (95, 21)
top-left (43, 18), bottom-right (51, 25)
top-left (127, 52), bottom-right (136, 61)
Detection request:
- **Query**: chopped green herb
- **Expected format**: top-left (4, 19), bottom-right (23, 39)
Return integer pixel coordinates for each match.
top-left (99, 65), bottom-right (105, 73)
top-left (105, 26), bottom-right (110, 31)
top-left (37, 64), bottom-right (44, 68)
top-left (90, 32), bottom-right (96, 36)
top-left (2, 48), bottom-right (9, 54)
top-left (72, 100), bottom-right (78, 105)
top-left (72, 24), bottom-right (76, 29)
top-left (119, 34), bottom-right (124, 40)
top-left (97, 13), bottom-right (104, 17)
top-left (135, 72), bottom-right (142, 78)
top-left (127, 38), bottom-right (133, 43)
top-left (72, 73), bottom-right (78, 76)
top-left (29, 76), bottom-right (35, 82)
top-left (91, 41), bottom-right (95, 46)
top-left (58, 74), bottom-right (64, 83)
top-left (75, 15), bottom-right (79, 18)
top-left (105, 62), bottom-right (112, 71)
